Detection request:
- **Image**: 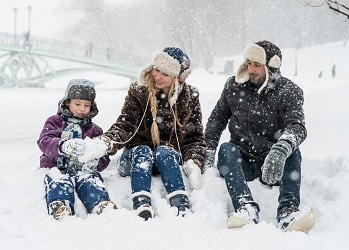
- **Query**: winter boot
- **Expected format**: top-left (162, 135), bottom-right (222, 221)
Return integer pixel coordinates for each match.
top-left (167, 191), bottom-right (191, 217)
top-left (92, 201), bottom-right (117, 215)
top-left (131, 191), bottom-right (154, 221)
top-left (227, 203), bottom-right (260, 229)
top-left (277, 206), bottom-right (316, 232)
top-left (49, 200), bottom-right (72, 221)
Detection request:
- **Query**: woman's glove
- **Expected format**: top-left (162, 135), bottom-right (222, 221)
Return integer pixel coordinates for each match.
top-left (261, 140), bottom-right (292, 185)
top-left (183, 159), bottom-right (203, 189)
top-left (203, 149), bottom-right (216, 171)
top-left (78, 137), bottom-right (108, 163)
top-left (60, 138), bottom-right (85, 157)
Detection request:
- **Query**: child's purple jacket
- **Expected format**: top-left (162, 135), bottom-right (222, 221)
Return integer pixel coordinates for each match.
top-left (37, 111), bottom-right (110, 172)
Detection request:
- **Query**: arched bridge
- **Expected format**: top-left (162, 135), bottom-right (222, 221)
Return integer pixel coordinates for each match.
top-left (0, 32), bottom-right (141, 88)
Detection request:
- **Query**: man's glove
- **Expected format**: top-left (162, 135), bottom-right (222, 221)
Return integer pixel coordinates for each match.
top-left (203, 149), bottom-right (216, 171)
top-left (78, 137), bottom-right (108, 163)
top-left (60, 138), bottom-right (85, 157)
top-left (183, 159), bottom-right (203, 189)
top-left (262, 140), bottom-right (292, 185)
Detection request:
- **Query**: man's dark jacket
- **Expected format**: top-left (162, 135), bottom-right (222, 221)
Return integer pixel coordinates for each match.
top-left (205, 76), bottom-right (307, 162)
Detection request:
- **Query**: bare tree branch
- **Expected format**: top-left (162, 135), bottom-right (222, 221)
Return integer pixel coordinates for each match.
top-left (298, 0), bottom-right (349, 19)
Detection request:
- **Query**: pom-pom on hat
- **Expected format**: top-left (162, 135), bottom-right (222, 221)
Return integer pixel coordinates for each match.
top-left (139, 47), bottom-right (192, 107)
top-left (236, 40), bottom-right (282, 94)
top-left (59, 79), bottom-right (98, 118)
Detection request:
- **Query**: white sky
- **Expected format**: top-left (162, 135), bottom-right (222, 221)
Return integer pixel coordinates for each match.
top-left (0, 0), bottom-right (71, 39)
top-left (0, 0), bottom-right (136, 39)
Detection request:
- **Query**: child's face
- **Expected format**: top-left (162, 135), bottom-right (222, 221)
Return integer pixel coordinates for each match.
top-left (66, 99), bottom-right (91, 119)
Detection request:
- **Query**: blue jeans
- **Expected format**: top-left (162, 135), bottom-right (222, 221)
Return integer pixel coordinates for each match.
top-left (44, 170), bottom-right (111, 214)
top-left (118, 145), bottom-right (185, 195)
top-left (217, 142), bottom-right (301, 213)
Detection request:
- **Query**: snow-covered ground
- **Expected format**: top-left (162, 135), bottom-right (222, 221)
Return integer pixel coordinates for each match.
top-left (1, 40), bottom-right (348, 249)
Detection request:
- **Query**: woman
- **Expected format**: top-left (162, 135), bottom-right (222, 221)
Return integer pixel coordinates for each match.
top-left (79, 47), bottom-right (206, 220)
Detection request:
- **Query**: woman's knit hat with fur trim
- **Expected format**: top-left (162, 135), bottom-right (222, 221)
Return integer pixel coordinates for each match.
top-left (138, 47), bottom-right (191, 107)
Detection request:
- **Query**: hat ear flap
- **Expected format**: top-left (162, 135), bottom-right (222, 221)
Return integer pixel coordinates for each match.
top-left (179, 68), bottom-right (191, 81)
top-left (268, 55), bottom-right (281, 68)
top-left (236, 61), bottom-right (250, 84)
top-left (169, 78), bottom-right (180, 107)
top-left (138, 64), bottom-right (154, 86)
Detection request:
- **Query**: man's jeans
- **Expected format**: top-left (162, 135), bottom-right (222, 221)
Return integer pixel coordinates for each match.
top-left (217, 142), bottom-right (301, 213)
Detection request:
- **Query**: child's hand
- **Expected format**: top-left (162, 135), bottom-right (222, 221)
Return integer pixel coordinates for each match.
top-left (60, 138), bottom-right (85, 157)
top-left (82, 159), bottom-right (99, 171)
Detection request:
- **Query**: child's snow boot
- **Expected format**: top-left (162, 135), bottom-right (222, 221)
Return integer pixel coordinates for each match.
top-left (49, 200), bottom-right (72, 221)
top-left (227, 203), bottom-right (260, 228)
top-left (167, 191), bottom-right (191, 217)
top-left (93, 200), bottom-right (117, 214)
top-left (131, 191), bottom-right (154, 221)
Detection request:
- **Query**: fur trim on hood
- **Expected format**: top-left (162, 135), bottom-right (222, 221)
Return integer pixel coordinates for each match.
top-left (59, 79), bottom-right (98, 119)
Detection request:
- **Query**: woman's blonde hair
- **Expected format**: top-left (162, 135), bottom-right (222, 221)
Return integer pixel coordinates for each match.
top-left (146, 71), bottom-right (178, 147)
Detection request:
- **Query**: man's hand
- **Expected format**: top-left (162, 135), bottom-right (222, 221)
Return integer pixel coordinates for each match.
top-left (262, 140), bottom-right (292, 185)
top-left (203, 149), bottom-right (216, 171)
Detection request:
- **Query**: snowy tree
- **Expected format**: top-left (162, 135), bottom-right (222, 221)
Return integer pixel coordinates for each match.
top-left (61, 0), bottom-right (349, 69)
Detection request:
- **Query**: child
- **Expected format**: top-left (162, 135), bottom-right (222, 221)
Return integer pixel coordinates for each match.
top-left (37, 79), bottom-right (116, 220)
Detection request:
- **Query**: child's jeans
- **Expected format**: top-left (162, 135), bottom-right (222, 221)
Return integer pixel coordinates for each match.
top-left (44, 169), bottom-right (111, 214)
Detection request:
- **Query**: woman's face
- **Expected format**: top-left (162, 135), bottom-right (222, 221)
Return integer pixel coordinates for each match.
top-left (152, 68), bottom-right (174, 94)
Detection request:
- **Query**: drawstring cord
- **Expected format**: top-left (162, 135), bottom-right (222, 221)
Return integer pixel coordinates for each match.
top-left (171, 105), bottom-right (183, 164)
top-left (113, 97), bottom-right (150, 145)
top-left (112, 96), bottom-right (183, 164)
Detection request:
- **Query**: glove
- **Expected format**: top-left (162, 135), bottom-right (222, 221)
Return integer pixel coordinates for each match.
top-left (82, 159), bottom-right (99, 172)
top-left (60, 138), bottom-right (85, 157)
top-left (262, 140), bottom-right (292, 185)
top-left (183, 159), bottom-right (203, 189)
top-left (203, 149), bottom-right (216, 171)
top-left (78, 137), bottom-right (108, 163)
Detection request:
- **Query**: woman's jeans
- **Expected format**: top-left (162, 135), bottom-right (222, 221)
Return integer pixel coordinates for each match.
top-left (217, 142), bottom-right (301, 213)
top-left (118, 145), bottom-right (185, 195)
top-left (45, 170), bottom-right (111, 214)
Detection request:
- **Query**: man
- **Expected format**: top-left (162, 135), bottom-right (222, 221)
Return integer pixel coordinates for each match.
top-left (204, 40), bottom-right (316, 232)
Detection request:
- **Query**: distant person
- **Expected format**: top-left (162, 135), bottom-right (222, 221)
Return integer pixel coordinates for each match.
top-left (204, 40), bottom-right (316, 232)
top-left (332, 65), bottom-right (336, 78)
top-left (78, 47), bottom-right (205, 220)
top-left (23, 31), bottom-right (31, 50)
top-left (89, 42), bottom-right (93, 57)
top-left (37, 79), bottom-right (116, 220)
top-left (84, 42), bottom-right (89, 56)
top-left (106, 47), bottom-right (111, 60)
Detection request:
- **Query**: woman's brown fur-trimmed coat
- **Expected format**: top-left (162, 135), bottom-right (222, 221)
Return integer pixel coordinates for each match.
top-left (103, 82), bottom-right (206, 170)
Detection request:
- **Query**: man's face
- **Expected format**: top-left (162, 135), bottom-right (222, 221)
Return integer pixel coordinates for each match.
top-left (247, 60), bottom-right (266, 84)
